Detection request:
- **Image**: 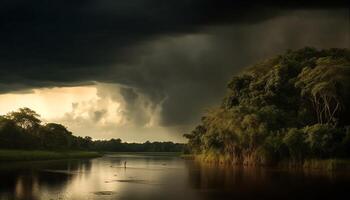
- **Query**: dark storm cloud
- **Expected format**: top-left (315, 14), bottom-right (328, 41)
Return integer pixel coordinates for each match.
top-left (116, 9), bottom-right (350, 126)
top-left (0, 0), bottom-right (349, 128)
top-left (92, 109), bottom-right (108, 122)
top-left (119, 87), bottom-right (138, 106)
top-left (119, 86), bottom-right (153, 126)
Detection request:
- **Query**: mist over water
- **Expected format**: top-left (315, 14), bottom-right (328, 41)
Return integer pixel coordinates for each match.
top-left (0, 153), bottom-right (349, 200)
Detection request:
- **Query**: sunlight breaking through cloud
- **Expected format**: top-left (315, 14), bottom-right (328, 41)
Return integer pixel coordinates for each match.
top-left (0, 83), bottom-right (182, 142)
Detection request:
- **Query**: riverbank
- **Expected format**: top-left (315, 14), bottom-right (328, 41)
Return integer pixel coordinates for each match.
top-left (0, 149), bottom-right (102, 161)
top-left (188, 154), bottom-right (350, 171)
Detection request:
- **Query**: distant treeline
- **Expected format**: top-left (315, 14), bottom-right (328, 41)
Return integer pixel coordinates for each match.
top-left (0, 108), bottom-right (184, 152)
top-left (184, 48), bottom-right (350, 165)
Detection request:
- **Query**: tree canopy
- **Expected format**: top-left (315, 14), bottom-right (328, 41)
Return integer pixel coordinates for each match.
top-left (184, 48), bottom-right (350, 164)
top-left (0, 108), bottom-right (184, 152)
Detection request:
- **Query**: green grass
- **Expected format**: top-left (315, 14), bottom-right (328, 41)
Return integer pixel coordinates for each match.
top-left (194, 152), bottom-right (350, 171)
top-left (0, 149), bottom-right (101, 161)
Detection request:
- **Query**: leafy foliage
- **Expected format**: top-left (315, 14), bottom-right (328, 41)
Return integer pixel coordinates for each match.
top-left (184, 48), bottom-right (350, 164)
top-left (0, 108), bottom-right (184, 152)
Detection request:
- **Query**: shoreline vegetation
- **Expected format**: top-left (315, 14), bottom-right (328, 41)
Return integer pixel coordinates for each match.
top-left (181, 154), bottom-right (350, 171)
top-left (183, 154), bottom-right (350, 171)
top-left (0, 106), bottom-right (184, 152)
top-left (0, 108), bottom-right (184, 160)
top-left (184, 48), bottom-right (350, 170)
top-left (0, 149), bottom-right (101, 162)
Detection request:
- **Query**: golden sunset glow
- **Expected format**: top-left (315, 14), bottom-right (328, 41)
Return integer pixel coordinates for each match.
top-left (0, 86), bottom-right (98, 119)
top-left (0, 84), bottom-right (183, 142)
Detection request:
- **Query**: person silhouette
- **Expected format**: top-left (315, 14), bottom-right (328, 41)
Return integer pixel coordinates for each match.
top-left (124, 161), bottom-right (127, 168)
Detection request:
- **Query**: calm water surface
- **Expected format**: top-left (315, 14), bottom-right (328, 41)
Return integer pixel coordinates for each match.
top-left (0, 153), bottom-right (349, 200)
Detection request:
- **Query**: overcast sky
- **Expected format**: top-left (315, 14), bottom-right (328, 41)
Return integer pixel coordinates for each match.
top-left (0, 1), bottom-right (349, 142)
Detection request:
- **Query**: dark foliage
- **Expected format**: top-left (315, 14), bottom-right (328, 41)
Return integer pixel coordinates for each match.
top-left (184, 48), bottom-right (350, 164)
top-left (0, 108), bottom-right (184, 152)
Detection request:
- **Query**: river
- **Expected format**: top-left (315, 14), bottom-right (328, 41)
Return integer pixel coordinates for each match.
top-left (0, 153), bottom-right (349, 200)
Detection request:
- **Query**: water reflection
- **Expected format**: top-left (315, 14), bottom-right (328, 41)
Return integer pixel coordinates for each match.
top-left (0, 160), bottom-right (92, 200)
top-left (0, 154), bottom-right (350, 200)
top-left (186, 161), bottom-right (350, 200)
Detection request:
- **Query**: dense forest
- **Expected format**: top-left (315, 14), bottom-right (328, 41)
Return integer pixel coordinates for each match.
top-left (184, 48), bottom-right (350, 165)
top-left (0, 108), bottom-right (184, 152)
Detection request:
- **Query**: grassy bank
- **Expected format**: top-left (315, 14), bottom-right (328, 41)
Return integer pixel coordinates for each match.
top-left (191, 153), bottom-right (350, 171)
top-left (0, 149), bottom-right (101, 161)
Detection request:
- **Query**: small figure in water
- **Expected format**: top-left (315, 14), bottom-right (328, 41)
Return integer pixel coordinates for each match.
top-left (124, 161), bottom-right (127, 168)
